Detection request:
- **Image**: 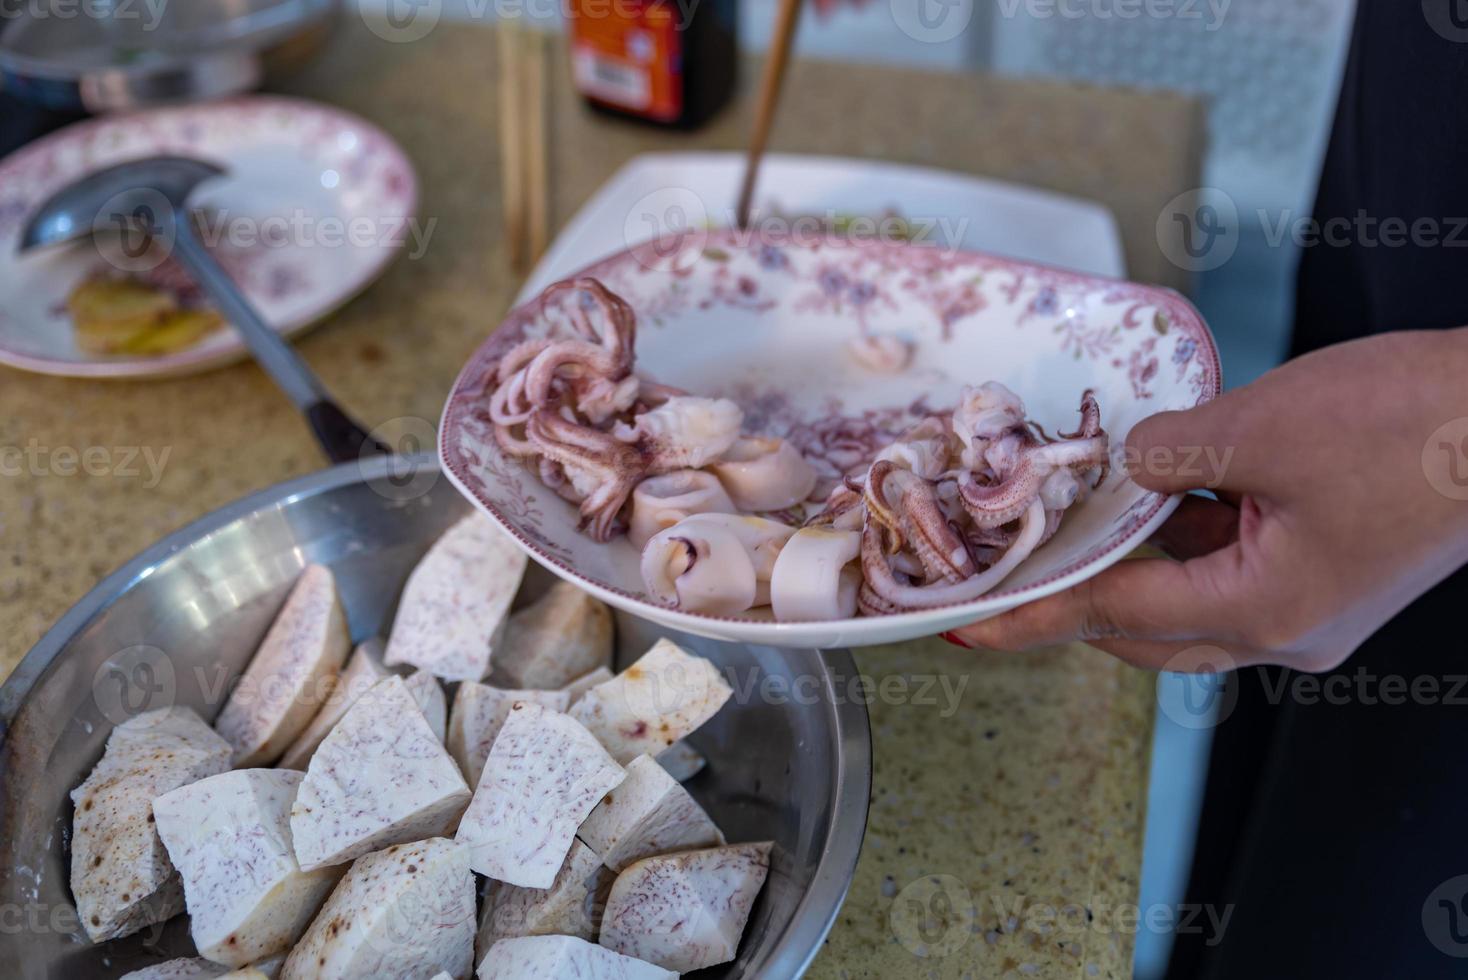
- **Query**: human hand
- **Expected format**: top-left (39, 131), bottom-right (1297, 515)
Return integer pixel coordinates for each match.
top-left (943, 327), bottom-right (1468, 672)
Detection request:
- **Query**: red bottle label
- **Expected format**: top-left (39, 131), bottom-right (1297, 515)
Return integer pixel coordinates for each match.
top-left (569, 0), bottom-right (685, 123)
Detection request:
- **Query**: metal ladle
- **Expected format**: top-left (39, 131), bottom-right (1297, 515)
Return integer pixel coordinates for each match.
top-left (19, 155), bottom-right (387, 463)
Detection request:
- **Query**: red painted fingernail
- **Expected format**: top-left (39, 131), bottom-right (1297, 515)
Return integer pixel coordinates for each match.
top-left (940, 631), bottom-right (974, 649)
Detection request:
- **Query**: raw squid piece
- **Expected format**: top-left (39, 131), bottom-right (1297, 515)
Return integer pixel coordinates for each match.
top-left (576, 754), bottom-right (725, 872)
top-left (611, 396), bottom-right (744, 471)
top-left (446, 682), bottom-right (571, 789)
top-left (490, 580), bottom-right (614, 689)
top-left (477, 935), bottom-right (674, 980)
top-left (214, 564), bottom-right (350, 767)
top-left (846, 334), bottom-right (913, 373)
top-left (281, 838), bottom-right (475, 980)
top-left (152, 769), bottom-right (342, 968)
top-left (277, 639), bottom-right (390, 770)
top-left (768, 527), bottom-right (862, 622)
top-left (568, 638), bottom-right (733, 764)
top-left (71, 706), bottom-right (233, 943)
top-left (626, 470), bottom-right (737, 548)
top-left (475, 839), bottom-right (612, 959)
top-left (599, 842), bottom-right (773, 973)
top-left (290, 676), bottom-right (470, 872)
top-left (384, 513), bottom-right (527, 682)
top-left (708, 436), bottom-right (818, 512)
top-left (641, 514), bottom-right (795, 615)
top-left (455, 701), bottom-right (625, 887)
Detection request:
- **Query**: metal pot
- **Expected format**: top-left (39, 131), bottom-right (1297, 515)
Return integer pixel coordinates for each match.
top-left (0, 452), bottom-right (871, 978)
top-left (0, 0), bottom-right (339, 112)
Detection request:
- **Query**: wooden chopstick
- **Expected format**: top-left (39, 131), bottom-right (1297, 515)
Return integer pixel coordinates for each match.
top-left (497, 20), bottom-right (527, 273)
top-left (524, 29), bottom-right (550, 266)
top-left (735, 0), bottom-right (804, 230)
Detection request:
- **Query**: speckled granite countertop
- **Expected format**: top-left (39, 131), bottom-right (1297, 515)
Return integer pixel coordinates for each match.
top-left (0, 20), bottom-right (1199, 978)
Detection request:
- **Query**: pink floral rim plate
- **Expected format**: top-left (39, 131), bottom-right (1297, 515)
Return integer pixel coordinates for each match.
top-left (440, 230), bottom-right (1222, 648)
top-left (0, 96), bottom-right (417, 379)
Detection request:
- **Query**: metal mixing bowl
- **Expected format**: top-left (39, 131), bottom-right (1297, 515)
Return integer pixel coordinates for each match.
top-left (0, 454), bottom-right (870, 979)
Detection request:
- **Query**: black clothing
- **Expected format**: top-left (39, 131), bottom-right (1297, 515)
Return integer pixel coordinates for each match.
top-left (1171, 4), bottom-right (1468, 978)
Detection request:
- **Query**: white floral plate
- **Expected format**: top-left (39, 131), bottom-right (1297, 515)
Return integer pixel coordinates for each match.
top-left (0, 96), bottom-right (417, 379)
top-left (440, 230), bottom-right (1222, 648)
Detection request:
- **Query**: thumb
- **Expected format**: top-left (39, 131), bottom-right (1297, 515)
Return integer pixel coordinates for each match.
top-left (1123, 393), bottom-right (1254, 494)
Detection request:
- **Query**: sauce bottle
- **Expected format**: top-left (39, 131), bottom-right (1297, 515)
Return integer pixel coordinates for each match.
top-left (568, 0), bottom-right (738, 129)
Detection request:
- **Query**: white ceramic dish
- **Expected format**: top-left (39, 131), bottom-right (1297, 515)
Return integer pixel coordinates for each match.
top-left (518, 151), bottom-right (1126, 304)
top-left (0, 96), bottom-right (417, 379)
top-left (441, 229), bottom-right (1220, 648)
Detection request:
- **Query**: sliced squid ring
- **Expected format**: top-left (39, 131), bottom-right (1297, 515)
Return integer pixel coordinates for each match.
top-left (769, 527), bottom-right (863, 622)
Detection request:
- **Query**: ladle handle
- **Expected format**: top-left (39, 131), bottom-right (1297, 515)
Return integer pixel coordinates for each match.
top-left (168, 218), bottom-right (387, 464)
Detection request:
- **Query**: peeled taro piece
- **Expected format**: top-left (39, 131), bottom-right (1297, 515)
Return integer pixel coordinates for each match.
top-left (477, 935), bottom-right (674, 979)
top-left (278, 639), bottom-right (390, 771)
top-left (491, 580), bottom-right (614, 689)
top-left (383, 513), bottom-right (527, 682)
top-left (447, 682), bottom-right (571, 789)
top-left (455, 702), bottom-right (625, 887)
top-left (290, 676), bottom-right (471, 872)
top-left (281, 837), bottom-right (475, 980)
top-left (599, 842), bottom-right (773, 973)
top-left (475, 839), bottom-right (612, 959)
top-left (153, 769), bottom-right (343, 968)
top-left (119, 959), bottom-right (229, 979)
top-left (567, 638), bottom-right (733, 764)
top-left (214, 563), bottom-right (350, 768)
top-left (576, 754), bottom-right (725, 872)
top-left (71, 707), bottom-right (233, 944)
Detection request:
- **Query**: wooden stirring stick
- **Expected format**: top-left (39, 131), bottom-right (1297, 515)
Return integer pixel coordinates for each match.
top-left (497, 21), bottom-right (527, 273)
top-left (735, 0), bottom-right (805, 229)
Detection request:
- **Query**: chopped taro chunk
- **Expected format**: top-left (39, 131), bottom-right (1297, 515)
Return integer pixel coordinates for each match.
top-left (477, 935), bottom-right (674, 980)
top-left (490, 580), bottom-right (614, 689)
top-left (456, 702), bottom-right (625, 887)
top-left (476, 839), bottom-right (613, 960)
top-left (71, 706), bottom-right (232, 943)
top-left (282, 837), bottom-right (475, 980)
top-left (654, 740), bottom-right (707, 782)
top-left (384, 513), bottom-right (527, 682)
top-left (291, 676), bottom-right (470, 872)
top-left (560, 666), bottom-right (614, 707)
top-left (446, 682), bottom-right (570, 789)
top-left (405, 669), bottom-right (448, 742)
top-left (220, 953), bottom-right (285, 978)
top-left (215, 564), bottom-right (351, 767)
top-left (599, 843), bottom-right (773, 973)
top-left (576, 755), bottom-right (725, 872)
top-left (120, 958), bottom-right (229, 979)
top-left (152, 769), bottom-right (343, 968)
top-left (568, 638), bottom-right (732, 764)
top-left (278, 640), bottom-right (390, 770)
